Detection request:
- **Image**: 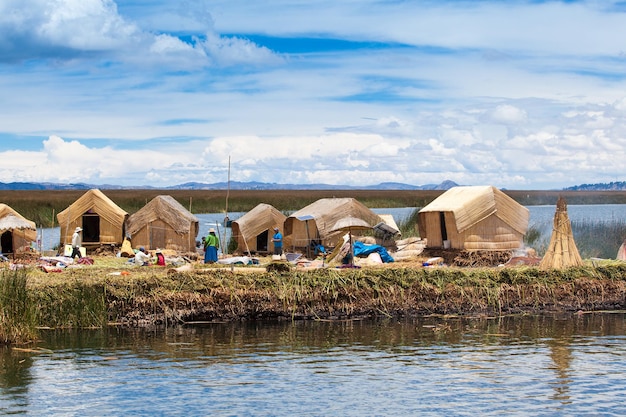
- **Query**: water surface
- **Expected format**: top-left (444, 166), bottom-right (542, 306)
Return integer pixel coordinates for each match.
top-left (1, 314), bottom-right (625, 416)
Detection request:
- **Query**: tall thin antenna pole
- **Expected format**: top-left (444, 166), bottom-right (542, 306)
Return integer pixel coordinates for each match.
top-left (225, 155), bottom-right (231, 224)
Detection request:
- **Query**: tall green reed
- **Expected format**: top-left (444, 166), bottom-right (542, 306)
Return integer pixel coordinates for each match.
top-left (525, 219), bottom-right (626, 259)
top-left (0, 269), bottom-right (38, 344)
top-left (34, 280), bottom-right (108, 329)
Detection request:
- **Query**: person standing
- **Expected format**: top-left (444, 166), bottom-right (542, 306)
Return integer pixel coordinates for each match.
top-left (272, 226), bottom-right (283, 256)
top-left (71, 227), bottom-right (83, 259)
top-left (204, 228), bottom-right (219, 263)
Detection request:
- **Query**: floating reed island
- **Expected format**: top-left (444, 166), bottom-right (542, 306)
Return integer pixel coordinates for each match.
top-left (2, 255), bottom-right (626, 344)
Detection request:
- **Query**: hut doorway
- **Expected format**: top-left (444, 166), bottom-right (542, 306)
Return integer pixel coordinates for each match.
top-left (257, 229), bottom-right (269, 253)
top-left (1, 231), bottom-right (13, 254)
top-left (150, 222), bottom-right (166, 250)
top-left (439, 212), bottom-right (448, 243)
top-left (82, 213), bottom-right (100, 243)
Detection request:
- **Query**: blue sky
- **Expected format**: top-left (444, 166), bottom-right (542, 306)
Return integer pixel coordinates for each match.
top-left (1, 0), bottom-right (626, 189)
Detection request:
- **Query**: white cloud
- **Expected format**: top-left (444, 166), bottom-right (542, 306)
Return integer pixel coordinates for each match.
top-left (0, 1), bottom-right (626, 190)
top-left (0, 0), bottom-right (280, 67)
top-left (489, 105), bottom-right (528, 125)
top-left (37, 0), bottom-right (139, 50)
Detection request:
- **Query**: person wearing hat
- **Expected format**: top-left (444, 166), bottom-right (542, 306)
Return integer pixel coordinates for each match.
top-left (134, 246), bottom-right (152, 266)
top-left (71, 226), bottom-right (83, 259)
top-left (272, 226), bottom-right (283, 256)
top-left (155, 249), bottom-right (166, 266)
top-left (203, 227), bottom-right (219, 264)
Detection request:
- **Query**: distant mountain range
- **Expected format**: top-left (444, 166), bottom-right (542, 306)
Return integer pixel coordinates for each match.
top-left (563, 181), bottom-right (626, 191)
top-left (0, 180), bottom-right (460, 191)
top-left (0, 179), bottom-right (623, 191)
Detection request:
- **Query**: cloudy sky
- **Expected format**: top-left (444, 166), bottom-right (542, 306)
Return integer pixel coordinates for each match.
top-left (1, 0), bottom-right (625, 190)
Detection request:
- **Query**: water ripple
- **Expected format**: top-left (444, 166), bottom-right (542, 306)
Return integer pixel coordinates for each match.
top-left (1, 315), bottom-right (626, 416)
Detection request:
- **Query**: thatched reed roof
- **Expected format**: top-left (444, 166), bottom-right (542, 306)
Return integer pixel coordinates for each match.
top-left (232, 203), bottom-right (286, 242)
top-left (419, 186), bottom-right (529, 234)
top-left (126, 195), bottom-right (198, 236)
top-left (285, 197), bottom-right (381, 242)
top-left (0, 214), bottom-right (36, 232)
top-left (539, 197), bottom-right (583, 270)
top-left (0, 204), bottom-right (36, 241)
top-left (57, 189), bottom-right (128, 230)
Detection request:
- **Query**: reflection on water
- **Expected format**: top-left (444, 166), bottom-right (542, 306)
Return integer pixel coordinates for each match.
top-left (1, 314), bottom-right (625, 416)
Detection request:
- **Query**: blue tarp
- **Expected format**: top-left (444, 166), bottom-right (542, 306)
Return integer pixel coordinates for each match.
top-left (353, 241), bottom-right (394, 263)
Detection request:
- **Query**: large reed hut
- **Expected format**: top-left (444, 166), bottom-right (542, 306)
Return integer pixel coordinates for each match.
top-left (126, 195), bottom-right (199, 252)
top-left (0, 204), bottom-right (37, 255)
top-left (284, 198), bottom-right (382, 252)
top-left (418, 186), bottom-right (529, 250)
top-left (57, 189), bottom-right (128, 248)
top-left (231, 203), bottom-right (286, 255)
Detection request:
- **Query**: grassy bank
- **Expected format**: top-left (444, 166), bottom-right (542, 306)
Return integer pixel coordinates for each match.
top-left (100, 263), bottom-right (626, 323)
top-left (3, 259), bottom-right (626, 344)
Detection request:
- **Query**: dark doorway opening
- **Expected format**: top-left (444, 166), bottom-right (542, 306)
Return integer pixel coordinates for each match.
top-left (257, 229), bottom-right (269, 253)
top-left (439, 212), bottom-right (448, 242)
top-left (82, 214), bottom-right (100, 243)
top-left (1, 231), bottom-right (13, 254)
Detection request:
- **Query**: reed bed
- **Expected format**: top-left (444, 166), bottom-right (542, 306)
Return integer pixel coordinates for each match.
top-left (13, 259), bottom-right (626, 332)
top-left (0, 189), bottom-right (441, 226)
top-left (4, 189), bottom-right (626, 227)
top-left (0, 270), bottom-right (38, 344)
top-left (526, 219), bottom-right (626, 259)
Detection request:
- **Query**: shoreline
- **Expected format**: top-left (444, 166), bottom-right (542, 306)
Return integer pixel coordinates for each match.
top-left (13, 257), bottom-right (626, 332)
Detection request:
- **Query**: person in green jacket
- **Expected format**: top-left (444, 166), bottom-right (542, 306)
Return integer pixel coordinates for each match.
top-left (204, 228), bottom-right (219, 263)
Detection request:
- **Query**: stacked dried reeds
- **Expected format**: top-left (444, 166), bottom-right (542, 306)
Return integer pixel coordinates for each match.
top-left (539, 197), bottom-right (584, 270)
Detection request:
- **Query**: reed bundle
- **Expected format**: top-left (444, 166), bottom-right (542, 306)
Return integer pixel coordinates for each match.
top-left (539, 197), bottom-right (584, 270)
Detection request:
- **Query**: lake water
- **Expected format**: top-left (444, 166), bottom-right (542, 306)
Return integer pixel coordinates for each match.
top-left (1, 314), bottom-right (625, 416)
top-left (34, 204), bottom-right (626, 252)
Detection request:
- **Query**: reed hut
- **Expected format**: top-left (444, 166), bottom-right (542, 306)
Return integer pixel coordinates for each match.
top-left (231, 203), bottom-right (286, 255)
top-left (0, 204), bottom-right (37, 255)
top-left (418, 186), bottom-right (529, 250)
top-left (126, 195), bottom-right (199, 252)
top-left (284, 198), bottom-right (382, 252)
top-left (539, 197), bottom-right (584, 269)
top-left (57, 189), bottom-right (128, 248)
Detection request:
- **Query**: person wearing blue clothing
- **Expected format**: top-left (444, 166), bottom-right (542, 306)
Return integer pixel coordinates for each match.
top-left (204, 228), bottom-right (219, 263)
top-left (272, 227), bottom-right (283, 256)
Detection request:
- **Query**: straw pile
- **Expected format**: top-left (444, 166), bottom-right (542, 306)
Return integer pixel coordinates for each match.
top-left (539, 197), bottom-right (584, 270)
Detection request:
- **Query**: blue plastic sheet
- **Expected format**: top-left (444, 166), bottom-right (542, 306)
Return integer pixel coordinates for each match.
top-left (352, 241), bottom-right (394, 263)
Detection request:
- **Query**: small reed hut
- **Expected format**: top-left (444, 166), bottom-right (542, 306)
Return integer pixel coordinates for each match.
top-left (231, 203), bottom-right (286, 255)
top-left (57, 189), bottom-right (128, 248)
top-left (0, 204), bottom-right (37, 255)
top-left (418, 185), bottom-right (529, 250)
top-left (284, 198), bottom-right (382, 253)
top-left (126, 195), bottom-right (199, 252)
top-left (539, 197), bottom-right (583, 270)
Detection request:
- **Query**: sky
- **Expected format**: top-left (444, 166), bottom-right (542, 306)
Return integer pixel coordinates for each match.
top-left (1, 0), bottom-right (626, 190)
